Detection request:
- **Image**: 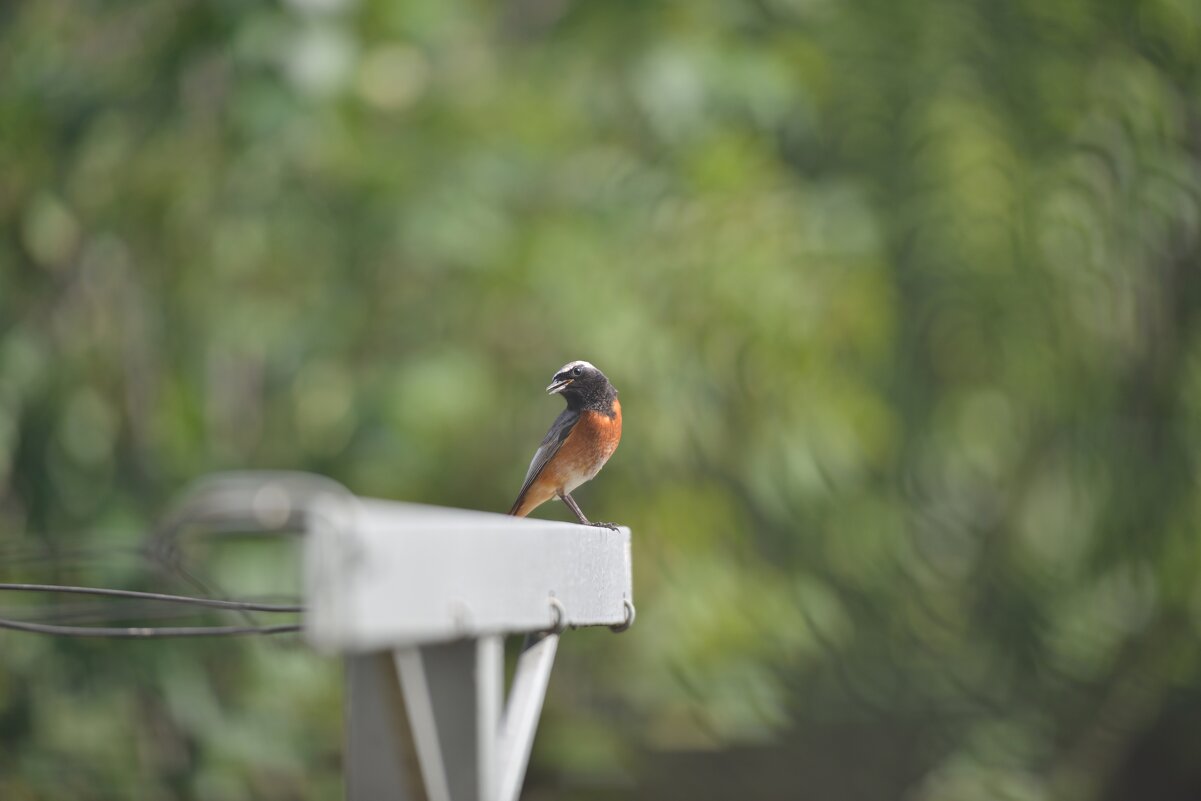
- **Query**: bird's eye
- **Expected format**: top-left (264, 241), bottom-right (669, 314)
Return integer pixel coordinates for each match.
top-left (572, 366), bottom-right (583, 376)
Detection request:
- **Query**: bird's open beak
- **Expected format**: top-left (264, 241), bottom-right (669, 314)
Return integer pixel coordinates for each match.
top-left (546, 377), bottom-right (573, 395)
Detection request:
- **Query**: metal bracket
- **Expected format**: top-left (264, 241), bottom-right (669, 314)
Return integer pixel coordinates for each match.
top-left (345, 633), bottom-right (561, 801)
top-left (116, 473), bottom-right (634, 801)
top-left (295, 482), bottom-right (632, 800)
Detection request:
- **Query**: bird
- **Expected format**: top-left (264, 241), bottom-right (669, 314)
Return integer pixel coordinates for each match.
top-left (508, 360), bottom-right (622, 528)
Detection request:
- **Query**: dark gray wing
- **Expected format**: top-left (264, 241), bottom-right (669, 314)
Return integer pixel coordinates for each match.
top-left (509, 408), bottom-right (579, 514)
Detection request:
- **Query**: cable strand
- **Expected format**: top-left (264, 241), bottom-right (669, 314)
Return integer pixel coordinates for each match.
top-left (0, 583), bottom-right (303, 613)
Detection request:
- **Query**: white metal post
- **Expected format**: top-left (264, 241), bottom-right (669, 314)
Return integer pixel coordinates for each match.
top-left (303, 492), bottom-right (635, 801)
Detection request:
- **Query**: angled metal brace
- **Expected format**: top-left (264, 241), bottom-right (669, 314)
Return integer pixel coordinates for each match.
top-left (381, 633), bottom-right (560, 801)
top-left (395, 637), bottom-right (502, 801)
top-left (498, 633), bottom-right (559, 801)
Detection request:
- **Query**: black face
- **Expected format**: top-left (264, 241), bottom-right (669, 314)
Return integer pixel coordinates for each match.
top-left (545, 360), bottom-right (616, 409)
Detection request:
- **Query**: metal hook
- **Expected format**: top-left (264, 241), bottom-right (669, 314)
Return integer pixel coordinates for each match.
top-left (609, 598), bottom-right (635, 633)
top-left (547, 596), bottom-right (568, 634)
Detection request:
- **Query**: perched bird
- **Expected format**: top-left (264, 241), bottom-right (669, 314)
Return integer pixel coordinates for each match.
top-left (508, 360), bottom-right (622, 528)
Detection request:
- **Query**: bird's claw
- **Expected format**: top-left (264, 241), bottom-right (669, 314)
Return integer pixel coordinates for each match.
top-left (588, 521), bottom-right (621, 531)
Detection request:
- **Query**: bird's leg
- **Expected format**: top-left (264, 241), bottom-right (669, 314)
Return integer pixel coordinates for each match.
top-left (560, 492), bottom-right (620, 531)
top-left (559, 492), bottom-right (590, 523)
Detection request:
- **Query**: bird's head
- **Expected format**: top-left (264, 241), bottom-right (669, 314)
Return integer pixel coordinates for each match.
top-left (546, 360), bottom-right (615, 407)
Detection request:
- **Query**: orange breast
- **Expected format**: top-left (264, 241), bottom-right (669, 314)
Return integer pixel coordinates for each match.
top-left (541, 399), bottom-right (622, 492)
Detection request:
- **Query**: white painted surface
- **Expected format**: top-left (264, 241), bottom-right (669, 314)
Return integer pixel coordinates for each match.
top-left (304, 498), bottom-right (633, 651)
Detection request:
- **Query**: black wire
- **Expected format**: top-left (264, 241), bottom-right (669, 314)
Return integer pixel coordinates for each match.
top-left (0, 601), bottom-right (244, 624)
top-left (0, 583), bottom-right (303, 613)
top-left (0, 618), bottom-right (301, 638)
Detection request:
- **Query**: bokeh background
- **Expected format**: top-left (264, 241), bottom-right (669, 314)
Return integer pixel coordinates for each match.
top-left (4, 0), bottom-right (1201, 798)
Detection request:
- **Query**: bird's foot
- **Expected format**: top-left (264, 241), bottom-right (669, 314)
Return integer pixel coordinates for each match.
top-left (588, 521), bottom-right (621, 531)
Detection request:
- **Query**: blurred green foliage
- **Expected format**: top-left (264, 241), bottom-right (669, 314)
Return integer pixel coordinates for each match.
top-left (3, 0), bottom-right (1201, 798)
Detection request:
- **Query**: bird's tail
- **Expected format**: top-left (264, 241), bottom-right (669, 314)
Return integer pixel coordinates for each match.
top-left (508, 495), bottom-right (530, 517)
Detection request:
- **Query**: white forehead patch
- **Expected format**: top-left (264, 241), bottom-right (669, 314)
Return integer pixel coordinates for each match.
top-left (556, 360), bottom-right (595, 374)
